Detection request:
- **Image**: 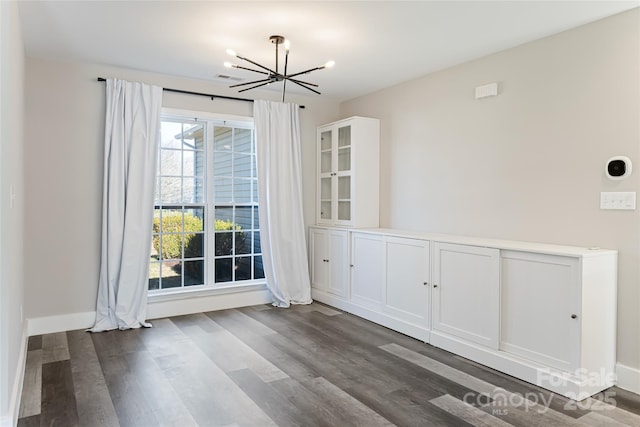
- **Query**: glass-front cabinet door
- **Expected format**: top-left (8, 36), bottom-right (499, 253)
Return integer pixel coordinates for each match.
top-left (317, 124), bottom-right (353, 225)
top-left (319, 129), bottom-right (334, 221)
top-left (315, 116), bottom-right (379, 228)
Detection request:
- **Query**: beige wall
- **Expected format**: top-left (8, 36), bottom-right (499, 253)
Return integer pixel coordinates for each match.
top-left (23, 58), bottom-right (340, 320)
top-left (341, 9), bottom-right (640, 370)
top-left (1, 0), bottom-right (25, 420)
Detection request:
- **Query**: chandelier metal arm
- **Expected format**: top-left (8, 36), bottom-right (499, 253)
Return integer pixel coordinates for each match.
top-left (284, 66), bottom-right (325, 80)
top-left (288, 79), bottom-right (321, 95)
top-left (229, 77), bottom-right (274, 89)
top-left (238, 81), bottom-right (273, 93)
top-left (233, 65), bottom-right (269, 75)
top-left (286, 77), bottom-right (318, 88)
top-left (282, 49), bottom-right (289, 102)
top-left (237, 55), bottom-right (277, 76)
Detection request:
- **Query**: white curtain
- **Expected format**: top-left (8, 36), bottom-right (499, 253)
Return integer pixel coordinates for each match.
top-left (91, 79), bottom-right (163, 332)
top-left (254, 100), bottom-right (312, 307)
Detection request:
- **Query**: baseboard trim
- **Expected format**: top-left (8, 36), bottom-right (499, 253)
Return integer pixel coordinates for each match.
top-left (147, 287), bottom-right (273, 319)
top-left (616, 363), bottom-right (640, 394)
top-left (27, 311), bottom-right (95, 336)
top-left (2, 324), bottom-right (29, 427)
top-left (26, 288), bottom-right (273, 336)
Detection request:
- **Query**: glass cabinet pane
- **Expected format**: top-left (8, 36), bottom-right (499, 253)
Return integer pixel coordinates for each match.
top-left (321, 151), bottom-right (332, 174)
top-left (338, 201), bottom-right (351, 221)
top-left (320, 201), bottom-right (332, 220)
top-left (338, 146), bottom-right (351, 172)
top-left (321, 177), bottom-right (332, 200)
top-left (338, 126), bottom-right (351, 147)
top-left (320, 130), bottom-right (332, 151)
top-left (338, 176), bottom-right (350, 199)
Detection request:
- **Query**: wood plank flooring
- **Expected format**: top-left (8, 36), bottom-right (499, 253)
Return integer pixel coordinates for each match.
top-left (17, 302), bottom-right (640, 427)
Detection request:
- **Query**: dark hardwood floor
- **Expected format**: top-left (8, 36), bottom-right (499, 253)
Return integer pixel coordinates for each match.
top-left (17, 302), bottom-right (640, 426)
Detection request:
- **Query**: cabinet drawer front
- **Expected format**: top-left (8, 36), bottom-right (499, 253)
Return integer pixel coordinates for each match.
top-left (500, 251), bottom-right (580, 372)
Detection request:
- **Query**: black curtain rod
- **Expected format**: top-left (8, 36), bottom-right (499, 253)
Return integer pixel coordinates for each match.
top-left (96, 77), bottom-right (305, 108)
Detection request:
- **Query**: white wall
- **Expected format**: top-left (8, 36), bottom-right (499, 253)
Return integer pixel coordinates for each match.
top-left (23, 58), bottom-right (340, 324)
top-left (341, 9), bottom-right (640, 379)
top-left (0, 0), bottom-right (26, 424)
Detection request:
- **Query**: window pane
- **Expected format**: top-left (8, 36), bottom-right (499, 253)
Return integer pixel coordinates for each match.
top-left (254, 256), bottom-right (265, 279)
top-left (183, 260), bottom-right (204, 286)
top-left (235, 128), bottom-right (252, 153)
top-left (253, 231), bottom-right (261, 253)
top-left (161, 149), bottom-right (181, 176)
top-left (161, 122), bottom-right (184, 148)
top-left (149, 261), bottom-right (160, 290)
top-left (214, 126), bottom-right (233, 151)
top-left (160, 261), bottom-right (182, 288)
top-left (234, 154), bottom-right (252, 177)
top-left (236, 232), bottom-right (250, 255)
top-left (214, 178), bottom-right (233, 203)
top-left (183, 177), bottom-right (204, 203)
top-left (215, 258), bottom-right (233, 283)
top-left (235, 206), bottom-right (252, 230)
top-left (215, 232), bottom-right (233, 256)
top-left (234, 179), bottom-right (251, 203)
top-left (214, 152), bottom-right (232, 176)
top-left (235, 257), bottom-right (252, 281)
top-left (160, 177), bottom-right (182, 203)
top-left (184, 233), bottom-right (204, 258)
top-left (253, 179), bottom-right (258, 203)
top-left (185, 207), bottom-right (205, 228)
top-left (215, 207), bottom-right (233, 224)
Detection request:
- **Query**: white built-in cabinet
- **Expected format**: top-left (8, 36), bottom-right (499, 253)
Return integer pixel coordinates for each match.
top-left (307, 227), bottom-right (617, 400)
top-left (350, 232), bottom-right (384, 307)
top-left (316, 117), bottom-right (379, 228)
top-left (383, 237), bottom-right (430, 331)
top-left (308, 227), bottom-right (349, 298)
top-left (431, 243), bottom-right (500, 349)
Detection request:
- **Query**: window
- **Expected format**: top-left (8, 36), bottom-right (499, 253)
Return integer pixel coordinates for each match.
top-left (149, 112), bottom-right (264, 293)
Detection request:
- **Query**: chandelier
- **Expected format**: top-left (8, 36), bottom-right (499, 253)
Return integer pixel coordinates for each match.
top-left (224, 35), bottom-right (335, 102)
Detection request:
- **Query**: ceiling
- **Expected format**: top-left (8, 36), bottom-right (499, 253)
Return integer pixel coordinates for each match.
top-left (18, 1), bottom-right (640, 102)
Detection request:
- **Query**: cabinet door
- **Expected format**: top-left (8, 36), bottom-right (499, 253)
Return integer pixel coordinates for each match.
top-left (336, 125), bottom-right (352, 223)
top-left (432, 243), bottom-right (500, 349)
top-left (350, 232), bottom-right (384, 307)
top-left (384, 237), bottom-right (430, 328)
top-left (328, 230), bottom-right (349, 298)
top-left (309, 228), bottom-right (328, 292)
top-left (318, 129), bottom-right (334, 223)
top-left (500, 251), bottom-right (580, 372)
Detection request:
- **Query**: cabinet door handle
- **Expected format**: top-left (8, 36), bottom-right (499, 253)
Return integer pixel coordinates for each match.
top-left (571, 314), bottom-right (578, 319)
top-left (350, 264), bottom-right (354, 268)
top-left (423, 282), bottom-right (429, 286)
top-left (433, 284), bottom-right (438, 288)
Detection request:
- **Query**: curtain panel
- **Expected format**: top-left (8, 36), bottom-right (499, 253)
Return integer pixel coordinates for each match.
top-left (91, 79), bottom-right (163, 332)
top-left (254, 100), bottom-right (312, 307)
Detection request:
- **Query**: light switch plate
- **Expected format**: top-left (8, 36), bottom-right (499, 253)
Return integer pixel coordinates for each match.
top-left (600, 192), bottom-right (636, 210)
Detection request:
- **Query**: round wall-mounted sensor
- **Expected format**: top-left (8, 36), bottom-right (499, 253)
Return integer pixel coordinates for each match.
top-left (605, 156), bottom-right (632, 180)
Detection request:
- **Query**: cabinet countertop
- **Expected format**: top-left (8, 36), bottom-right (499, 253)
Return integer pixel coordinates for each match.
top-left (310, 226), bottom-right (617, 258)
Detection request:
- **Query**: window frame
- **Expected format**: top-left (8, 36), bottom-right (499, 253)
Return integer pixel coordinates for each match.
top-left (149, 108), bottom-right (266, 297)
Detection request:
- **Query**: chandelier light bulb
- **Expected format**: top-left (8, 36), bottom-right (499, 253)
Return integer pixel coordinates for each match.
top-left (324, 60), bottom-right (335, 69)
top-left (226, 49), bottom-right (237, 57)
top-left (284, 39), bottom-right (291, 51)
top-left (223, 61), bottom-right (233, 68)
